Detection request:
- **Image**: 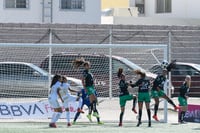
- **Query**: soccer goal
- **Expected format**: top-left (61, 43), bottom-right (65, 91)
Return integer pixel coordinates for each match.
top-left (0, 43), bottom-right (169, 123)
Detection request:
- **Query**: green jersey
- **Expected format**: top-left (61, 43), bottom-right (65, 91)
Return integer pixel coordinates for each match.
top-left (152, 75), bottom-right (166, 91)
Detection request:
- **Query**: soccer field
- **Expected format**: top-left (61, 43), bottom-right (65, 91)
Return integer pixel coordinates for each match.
top-left (0, 122), bottom-right (199, 133)
top-left (1, 98), bottom-right (199, 133)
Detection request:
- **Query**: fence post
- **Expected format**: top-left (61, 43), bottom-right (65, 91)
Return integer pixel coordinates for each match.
top-left (48, 29), bottom-right (52, 93)
top-left (109, 29), bottom-right (112, 99)
top-left (164, 44), bottom-right (168, 123)
top-left (168, 31), bottom-right (172, 98)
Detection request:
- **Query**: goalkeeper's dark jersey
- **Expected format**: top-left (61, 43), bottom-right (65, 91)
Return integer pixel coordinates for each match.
top-left (131, 78), bottom-right (150, 93)
top-left (119, 80), bottom-right (129, 96)
top-left (179, 83), bottom-right (190, 98)
top-left (152, 75), bottom-right (166, 91)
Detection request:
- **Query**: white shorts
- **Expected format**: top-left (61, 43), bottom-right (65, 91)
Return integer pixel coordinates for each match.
top-left (63, 95), bottom-right (77, 108)
top-left (48, 97), bottom-right (61, 109)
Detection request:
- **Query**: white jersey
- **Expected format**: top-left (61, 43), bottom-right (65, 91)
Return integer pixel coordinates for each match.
top-left (60, 83), bottom-right (82, 108)
top-left (60, 83), bottom-right (71, 99)
top-left (49, 81), bottom-right (62, 100)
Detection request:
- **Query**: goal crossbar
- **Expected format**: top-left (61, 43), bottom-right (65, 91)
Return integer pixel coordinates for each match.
top-left (0, 43), bottom-right (168, 49)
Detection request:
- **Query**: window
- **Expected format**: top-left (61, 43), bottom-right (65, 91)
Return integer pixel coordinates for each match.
top-left (156, 0), bottom-right (171, 13)
top-left (20, 65), bottom-right (35, 76)
top-left (136, 4), bottom-right (145, 14)
top-left (5, 0), bottom-right (29, 9)
top-left (61, 0), bottom-right (84, 10)
top-left (171, 65), bottom-right (198, 76)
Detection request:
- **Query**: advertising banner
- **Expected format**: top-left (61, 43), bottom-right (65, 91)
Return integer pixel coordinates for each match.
top-left (184, 104), bottom-right (200, 123)
top-left (0, 100), bottom-right (79, 119)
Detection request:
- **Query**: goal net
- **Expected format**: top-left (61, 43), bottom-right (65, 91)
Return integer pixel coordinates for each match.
top-left (0, 43), bottom-right (169, 122)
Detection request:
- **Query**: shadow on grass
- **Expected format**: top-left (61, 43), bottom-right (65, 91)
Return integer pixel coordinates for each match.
top-left (170, 123), bottom-right (179, 125)
top-left (193, 128), bottom-right (200, 130)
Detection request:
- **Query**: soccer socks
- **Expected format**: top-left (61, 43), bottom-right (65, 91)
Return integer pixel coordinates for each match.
top-left (92, 101), bottom-right (97, 112)
top-left (147, 109), bottom-right (151, 126)
top-left (119, 112), bottom-right (124, 124)
top-left (78, 98), bottom-right (83, 108)
top-left (154, 104), bottom-right (159, 116)
top-left (56, 112), bottom-right (62, 122)
top-left (168, 99), bottom-right (176, 107)
top-left (97, 117), bottom-right (100, 123)
top-left (51, 112), bottom-right (62, 123)
top-left (66, 111), bottom-right (70, 123)
top-left (138, 109), bottom-right (142, 122)
top-left (51, 112), bottom-right (57, 123)
top-left (179, 111), bottom-right (186, 122)
top-left (73, 112), bottom-right (80, 122)
top-left (89, 103), bottom-right (93, 115)
top-left (133, 96), bottom-right (137, 109)
top-left (147, 109), bottom-right (151, 122)
top-left (137, 109), bottom-right (142, 127)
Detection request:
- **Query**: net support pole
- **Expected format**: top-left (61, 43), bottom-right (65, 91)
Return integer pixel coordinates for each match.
top-left (164, 43), bottom-right (168, 123)
top-left (109, 29), bottom-right (112, 99)
top-left (168, 32), bottom-right (172, 98)
top-left (48, 29), bottom-right (52, 92)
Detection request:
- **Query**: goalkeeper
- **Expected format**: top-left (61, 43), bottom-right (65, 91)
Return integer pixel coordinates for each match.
top-left (73, 88), bottom-right (103, 124)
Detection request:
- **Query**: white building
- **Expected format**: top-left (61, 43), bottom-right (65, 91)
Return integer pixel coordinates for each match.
top-left (0, 0), bottom-right (101, 24)
top-left (144, 0), bottom-right (200, 19)
top-left (102, 0), bottom-right (200, 25)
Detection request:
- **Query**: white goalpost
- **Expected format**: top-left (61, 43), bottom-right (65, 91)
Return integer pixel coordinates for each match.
top-left (0, 43), bottom-right (169, 123)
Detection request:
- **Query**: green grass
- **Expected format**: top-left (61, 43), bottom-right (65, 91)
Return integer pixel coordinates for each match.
top-left (0, 122), bottom-right (199, 133)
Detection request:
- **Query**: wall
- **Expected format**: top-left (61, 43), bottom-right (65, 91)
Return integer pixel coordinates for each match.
top-left (53, 0), bottom-right (101, 24)
top-left (145, 0), bottom-right (200, 19)
top-left (101, 0), bottom-right (129, 9)
top-left (0, 0), bottom-right (42, 23)
top-left (0, 0), bottom-right (101, 24)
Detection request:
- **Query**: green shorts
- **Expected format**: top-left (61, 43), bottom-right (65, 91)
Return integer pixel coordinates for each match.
top-left (119, 94), bottom-right (134, 107)
top-left (178, 96), bottom-right (187, 106)
top-left (85, 86), bottom-right (96, 96)
top-left (138, 92), bottom-right (151, 103)
top-left (151, 90), bottom-right (165, 98)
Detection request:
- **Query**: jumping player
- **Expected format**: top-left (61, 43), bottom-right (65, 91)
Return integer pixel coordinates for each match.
top-left (73, 88), bottom-right (102, 124)
top-left (131, 70), bottom-right (151, 127)
top-left (151, 68), bottom-right (180, 121)
top-left (117, 68), bottom-right (137, 127)
top-left (48, 74), bottom-right (63, 128)
top-left (73, 58), bottom-right (103, 124)
top-left (178, 75), bottom-right (191, 123)
top-left (60, 76), bottom-right (84, 126)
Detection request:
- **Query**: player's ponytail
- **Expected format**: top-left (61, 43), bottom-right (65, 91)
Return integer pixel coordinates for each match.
top-left (185, 75), bottom-right (191, 88)
top-left (117, 68), bottom-right (123, 78)
top-left (73, 58), bottom-right (91, 68)
top-left (73, 57), bottom-right (86, 68)
top-left (134, 70), bottom-right (146, 78)
top-left (51, 74), bottom-right (61, 87)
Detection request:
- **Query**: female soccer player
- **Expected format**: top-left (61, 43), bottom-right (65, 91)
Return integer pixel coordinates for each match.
top-left (73, 88), bottom-right (92, 123)
top-left (178, 75), bottom-right (191, 123)
top-left (117, 68), bottom-right (137, 126)
top-left (131, 70), bottom-right (151, 127)
top-left (60, 76), bottom-right (84, 126)
top-left (48, 74), bottom-right (63, 128)
top-left (73, 58), bottom-right (103, 124)
top-left (73, 88), bottom-right (103, 124)
top-left (151, 68), bottom-right (180, 121)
